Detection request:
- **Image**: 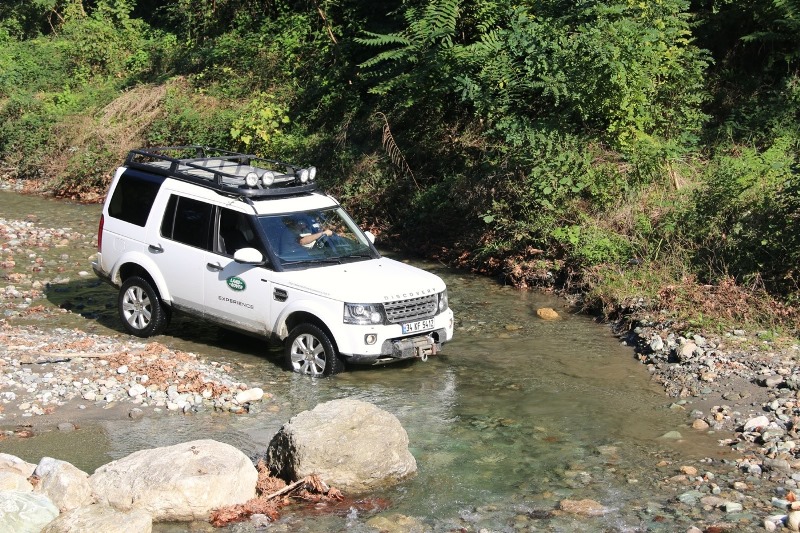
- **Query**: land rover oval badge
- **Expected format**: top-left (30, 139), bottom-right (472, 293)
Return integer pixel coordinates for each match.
top-left (226, 276), bottom-right (246, 292)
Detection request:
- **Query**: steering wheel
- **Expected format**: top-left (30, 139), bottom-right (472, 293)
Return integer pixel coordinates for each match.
top-left (315, 234), bottom-right (329, 249)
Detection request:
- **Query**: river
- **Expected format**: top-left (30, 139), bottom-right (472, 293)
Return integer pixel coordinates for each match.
top-left (0, 189), bottom-right (728, 531)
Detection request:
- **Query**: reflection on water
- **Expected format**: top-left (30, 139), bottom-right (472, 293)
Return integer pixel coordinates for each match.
top-left (0, 191), bottom-right (723, 531)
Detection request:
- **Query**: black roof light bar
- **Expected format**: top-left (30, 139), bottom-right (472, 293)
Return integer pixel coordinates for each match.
top-left (125, 146), bottom-right (318, 198)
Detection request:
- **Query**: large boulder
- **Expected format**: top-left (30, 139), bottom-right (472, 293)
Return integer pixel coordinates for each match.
top-left (0, 491), bottom-right (59, 533)
top-left (267, 398), bottom-right (417, 493)
top-left (41, 505), bottom-right (152, 533)
top-left (0, 453), bottom-right (36, 477)
top-left (33, 457), bottom-right (94, 511)
top-left (0, 471), bottom-right (33, 492)
top-left (89, 439), bottom-right (257, 522)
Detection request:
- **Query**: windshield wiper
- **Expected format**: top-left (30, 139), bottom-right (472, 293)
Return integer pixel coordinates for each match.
top-left (281, 257), bottom-right (342, 266)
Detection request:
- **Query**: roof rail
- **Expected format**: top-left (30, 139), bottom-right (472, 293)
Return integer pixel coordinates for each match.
top-left (125, 146), bottom-right (318, 198)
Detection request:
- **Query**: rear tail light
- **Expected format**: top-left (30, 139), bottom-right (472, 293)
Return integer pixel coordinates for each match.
top-left (97, 214), bottom-right (104, 252)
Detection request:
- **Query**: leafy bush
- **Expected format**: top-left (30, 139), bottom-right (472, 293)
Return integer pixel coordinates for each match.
top-left (0, 37), bottom-right (70, 97)
top-left (474, 129), bottom-right (631, 264)
top-left (146, 80), bottom-right (236, 147)
top-left (230, 92), bottom-right (291, 156)
top-left (690, 137), bottom-right (800, 295)
top-left (0, 93), bottom-right (52, 173)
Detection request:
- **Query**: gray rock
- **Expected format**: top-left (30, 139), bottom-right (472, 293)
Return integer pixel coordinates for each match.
top-left (678, 490), bottom-right (704, 505)
top-left (128, 384), bottom-right (147, 397)
top-left (33, 457), bottom-right (94, 512)
top-left (41, 505), bottom-right (152, 533)
top-left (677, 341), bottom-right (698, 362)
top-left (762, 375), bottom-right (785, 388)
top-left (90, 439), bottom-right (257, 521)
top-left (0, 491), bottom-right (59, 533)
top-left (649, 335), bottom-right (664, 352)
top-left (765, 458), bottom-right (792, 474)
top-left (267, 398), bottom-right (417, 493)
top-left (786, 376), bottom-right (800, 391)
top-left (723, 501), bottom-right (744, 513)
top-left (743, 415), bottom-right (770, 432)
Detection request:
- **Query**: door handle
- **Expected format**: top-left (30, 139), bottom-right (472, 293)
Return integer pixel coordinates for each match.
top-left (148, 244), bottom-right (164, 253)
top-left (207, 262), bottom-right (223, 272)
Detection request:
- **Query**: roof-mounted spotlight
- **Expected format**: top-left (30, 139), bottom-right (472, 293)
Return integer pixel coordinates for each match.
top-left (245, 172), bottom-right (259, 187)
top-left (262, 170), bottom-right (276, 186)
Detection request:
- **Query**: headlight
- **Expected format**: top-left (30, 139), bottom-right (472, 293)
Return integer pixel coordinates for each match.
top-left (344, 303), bottom-right (384, 325)
top-left (308, 166), bottom-right (317, 181)
top-left (298, 168), bottom-right (310, 183)
top-left (438, 289), bottom-right (449, 312)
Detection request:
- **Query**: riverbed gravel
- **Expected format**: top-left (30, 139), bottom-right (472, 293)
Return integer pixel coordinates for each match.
top-left (4, 206), bottom-right (800, 531)
top-left (0, 215), bottom-right (269, 429)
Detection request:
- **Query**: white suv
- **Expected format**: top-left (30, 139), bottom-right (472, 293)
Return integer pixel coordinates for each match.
top-left (92, 146), bottom-right (454, 375)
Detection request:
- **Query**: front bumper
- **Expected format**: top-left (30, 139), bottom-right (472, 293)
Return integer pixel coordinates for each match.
top-left (338, 309), bottom-right (454, 365)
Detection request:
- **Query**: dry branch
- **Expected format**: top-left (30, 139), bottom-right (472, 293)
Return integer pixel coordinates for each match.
top-left (374, 112), bottom-right (419, 190)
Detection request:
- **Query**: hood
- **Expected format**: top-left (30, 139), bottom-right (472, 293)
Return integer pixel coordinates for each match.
top-left (278, 257), bottom-right (446, 303)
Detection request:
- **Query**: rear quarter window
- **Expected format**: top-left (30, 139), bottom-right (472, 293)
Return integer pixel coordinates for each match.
top-left (107, 170), bottom-right (165, 226)
top-left (160, 194), bottom-right (213, 250)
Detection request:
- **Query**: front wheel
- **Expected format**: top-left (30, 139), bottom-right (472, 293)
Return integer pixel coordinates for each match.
top-left (285, 324), bottom-right (344, 376)
top-left (118, 276), bottom-right (169, 337)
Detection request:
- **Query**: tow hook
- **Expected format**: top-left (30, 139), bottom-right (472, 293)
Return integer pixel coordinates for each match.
top-left (418, 335), bottom-right (438, 362)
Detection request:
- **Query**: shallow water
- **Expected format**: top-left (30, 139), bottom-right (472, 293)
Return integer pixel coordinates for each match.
top-left (0, 190), bottom-right (729, 531)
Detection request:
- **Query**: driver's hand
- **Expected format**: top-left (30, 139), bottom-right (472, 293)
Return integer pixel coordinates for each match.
top-left (324, 229), bottom-right (333, 236)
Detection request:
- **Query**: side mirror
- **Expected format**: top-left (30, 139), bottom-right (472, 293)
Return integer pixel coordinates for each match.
top-left (233, 247), bottom-right (264, 265)
top-left (364, 231), bottom-right (376, 244)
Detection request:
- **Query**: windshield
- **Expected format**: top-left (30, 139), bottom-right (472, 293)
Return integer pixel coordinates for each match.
top-left (258, 207), bottom-right (378, 269)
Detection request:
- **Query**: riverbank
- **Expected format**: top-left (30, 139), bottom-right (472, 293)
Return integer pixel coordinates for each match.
top-left (3, 186), bottom-right (800, 531)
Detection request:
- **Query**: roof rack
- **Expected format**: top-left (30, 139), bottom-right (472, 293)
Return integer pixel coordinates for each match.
top-left (125, 146), bottom-right (318, 198)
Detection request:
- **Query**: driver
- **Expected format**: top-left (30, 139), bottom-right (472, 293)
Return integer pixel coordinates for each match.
top-left (284, 216), bottom-right (332, 248)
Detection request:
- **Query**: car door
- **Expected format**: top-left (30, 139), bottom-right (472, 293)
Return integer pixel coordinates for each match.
top-left (203, 207), bottom-right (271, 335)
top-left (150, 193), bottom-right (212, 316)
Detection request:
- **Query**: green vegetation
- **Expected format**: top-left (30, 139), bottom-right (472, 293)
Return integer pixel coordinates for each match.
top-left (1, 0), bottom-right (798, 332)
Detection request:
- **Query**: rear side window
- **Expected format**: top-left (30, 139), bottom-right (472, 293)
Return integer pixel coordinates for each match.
top-left (107, 170), bottom-right (164, 226)
top-left (160, 194), bottom-right (213, 250)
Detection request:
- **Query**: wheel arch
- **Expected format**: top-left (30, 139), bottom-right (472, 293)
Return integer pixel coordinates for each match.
top-left (112, 255), bottom-right (171, 304)
top-left (283, 311), bottom-right (339, 353)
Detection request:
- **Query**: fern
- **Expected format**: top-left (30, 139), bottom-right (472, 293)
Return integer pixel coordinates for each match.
top-left (356, 0), bottom-right (461, 95)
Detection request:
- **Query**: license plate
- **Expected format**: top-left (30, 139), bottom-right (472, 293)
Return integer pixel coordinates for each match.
top-left (402, 319), bottom-right (434, 334)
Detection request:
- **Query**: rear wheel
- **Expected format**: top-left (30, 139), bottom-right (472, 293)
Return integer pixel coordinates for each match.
top-left (285, 324), bottom-right (344, 376)
top-left (118, 276), bottom-right (169, 337)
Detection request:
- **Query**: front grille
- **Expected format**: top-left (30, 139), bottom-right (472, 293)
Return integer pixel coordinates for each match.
top-left (384, 294), bottom-right (438, 323)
